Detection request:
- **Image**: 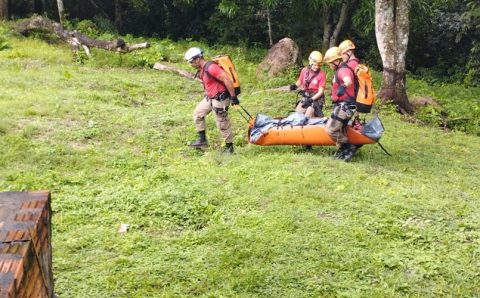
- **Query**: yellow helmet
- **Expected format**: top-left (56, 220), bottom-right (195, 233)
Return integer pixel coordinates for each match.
top-left (323, 47), bottom-right (343, 63)
top-left (308, 50), bottom-right (323, 66)
top-left (339, 40), bottom-right (355, 54)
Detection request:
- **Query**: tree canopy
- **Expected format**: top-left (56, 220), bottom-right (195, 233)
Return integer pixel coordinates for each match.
top-left (4, 0), bottom-right (479, 86)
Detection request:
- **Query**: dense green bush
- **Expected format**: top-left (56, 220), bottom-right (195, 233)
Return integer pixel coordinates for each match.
top-left (465, 43), bottom-right (480, 86)
top-left (408, 79), bottom-right (480, 136)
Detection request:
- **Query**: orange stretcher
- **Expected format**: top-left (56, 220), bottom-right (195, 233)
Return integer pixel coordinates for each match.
top-left (243, 109), bottom-right (384, 147)
top-left (248, 122), bottom-right (377, 146)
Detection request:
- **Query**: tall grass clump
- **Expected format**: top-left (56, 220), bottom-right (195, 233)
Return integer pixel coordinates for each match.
top-left (0, 23), bottom-right (11, 50)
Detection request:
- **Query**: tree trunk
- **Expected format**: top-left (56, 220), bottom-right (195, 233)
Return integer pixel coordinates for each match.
top-left (40, 0), bottom-right (46, 13)
top-left (267, 8), bottom-right (273, 47)
top-left (0, 0), bottom-right (8, 20)
top-left (375, 0), bottom-right (414, 114)
top-left (89, 0), bottom-right (110, 19)
top-left (322, 1), bottom-right (353, 50)
top-left (330, 1), bottom-right (350, 47)
top-left (322, 6), bottom-right (332, 51)
top-left (56, 0), bottom-right (65, 24)
top-left (114, 0), bottom-right (123, 34)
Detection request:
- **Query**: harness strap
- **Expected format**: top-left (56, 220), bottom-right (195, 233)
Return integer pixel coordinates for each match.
top-left (331, 114), bottom-right (350, 125)
top-left (304, 67), bottom-right (320, 94)
top-left (203, 61), bottom-right (215, 81)
top-left (213, 106), bottom-right (229, 114)
top-left (209, 91), bottom-right (229, 101)
top-left (202, 61), bottom-right (230, 101)
top-left (335, 63), bottom-right (357, 99)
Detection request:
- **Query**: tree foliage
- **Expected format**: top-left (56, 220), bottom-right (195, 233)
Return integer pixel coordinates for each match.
top-left (6, 0), bottom-right (479, 86)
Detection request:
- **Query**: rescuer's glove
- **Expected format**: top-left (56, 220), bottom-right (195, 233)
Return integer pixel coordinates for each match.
top-left (301, 97), bottom-right (313, 108)
top-left (336, 84), bottom-right (347, 97)
top-left (230, 96), bottom-right (240, 106)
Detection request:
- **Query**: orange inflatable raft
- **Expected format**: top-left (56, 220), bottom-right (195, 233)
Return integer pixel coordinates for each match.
top-left (247, 113), bottom-right (384, 146)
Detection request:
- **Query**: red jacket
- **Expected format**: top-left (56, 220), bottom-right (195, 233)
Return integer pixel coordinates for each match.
top-left (331, 67), bottom-right (355, 103)
top-left (298, 67), bottom-right (326, 95)
top-left (200, 62), bottom-right (227, 98)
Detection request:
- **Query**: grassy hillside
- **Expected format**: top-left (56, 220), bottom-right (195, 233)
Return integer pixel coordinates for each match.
top-left (1, 29), bottom-right (480, 297)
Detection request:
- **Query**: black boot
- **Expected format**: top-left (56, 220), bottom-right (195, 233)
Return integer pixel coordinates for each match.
top-left (189, 130), bottom-right (208, 148)
top-left (342, 144), bottom-right (358, 162)
top-left (334, 143), bottom-right (349, 159)
top-left (222, 142), bottom-right (234, 154)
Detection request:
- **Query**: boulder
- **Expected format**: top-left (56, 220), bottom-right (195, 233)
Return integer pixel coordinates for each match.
top-left (411, 96), bottom-right (441, 108)
top-left (256, 37), bottom-right (301, 79)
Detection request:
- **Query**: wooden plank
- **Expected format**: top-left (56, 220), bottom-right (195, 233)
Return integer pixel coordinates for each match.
top-left (0, 191), bottom-right (53, 298)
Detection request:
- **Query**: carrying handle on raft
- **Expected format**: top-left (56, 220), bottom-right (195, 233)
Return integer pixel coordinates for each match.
top-left (235, 104), bottom-right (253, 122)
top-left (377, 142), bottom-right (392, 156)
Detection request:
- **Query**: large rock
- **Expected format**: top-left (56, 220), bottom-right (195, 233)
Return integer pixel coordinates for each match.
top-left (411, 96), bottom-right (441, 110)
top-left (256, 37), bottom-right (301, 79)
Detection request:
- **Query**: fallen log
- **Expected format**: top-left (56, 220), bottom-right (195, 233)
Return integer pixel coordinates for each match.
top-left (16, 15), bottom-right (149, 54)
top-left (251, 85), bottom-right (291, 95)
top-left (250, 86), bottom-right (333, 96)
top-left (153, 62), bottom-right (200, 81)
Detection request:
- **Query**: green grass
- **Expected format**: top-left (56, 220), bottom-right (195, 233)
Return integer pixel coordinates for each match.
top-left (1, 28), bottom-right (480, 297)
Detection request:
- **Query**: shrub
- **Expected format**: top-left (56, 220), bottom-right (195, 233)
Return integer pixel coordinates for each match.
top-left (0, 24), bottom-right (10, 51)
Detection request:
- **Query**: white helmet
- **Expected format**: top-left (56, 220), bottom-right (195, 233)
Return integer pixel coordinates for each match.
top-left (184, 47), bottom-right (203, 62)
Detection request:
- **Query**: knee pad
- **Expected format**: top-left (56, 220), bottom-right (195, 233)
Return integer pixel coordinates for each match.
top-left (213, 107), bottom-right (228, 115)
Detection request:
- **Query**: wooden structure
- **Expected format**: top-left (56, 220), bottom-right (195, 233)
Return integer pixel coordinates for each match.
top-left (0, 191), bottom-right (53, 298)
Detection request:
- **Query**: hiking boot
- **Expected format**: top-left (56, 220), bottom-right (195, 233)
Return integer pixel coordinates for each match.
top-left (189, 139), bottom-right (208, 148)
top-left (342, 144), bottom-right (358, 162)
top-left (188, 131), bottom-right (208, 148)
top-left (334, 143), bottom-right (349, 159)
top-left (222, 143), bottom-right (234, 154)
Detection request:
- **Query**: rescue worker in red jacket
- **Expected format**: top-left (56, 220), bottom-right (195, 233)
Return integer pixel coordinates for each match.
top-left (324, 46), bottom-right (357, 161)
top-left (184, 47), bottom-right (239, 153)
top-left (289, 51), bottom-right (327, 118)
top-left (339, 39), bottom-right (363, 131)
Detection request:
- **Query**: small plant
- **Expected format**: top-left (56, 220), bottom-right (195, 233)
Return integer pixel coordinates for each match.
top-left (75, 19), bottom-right (100, 37)
top-left (0, 25), bottom-right (10, 51)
